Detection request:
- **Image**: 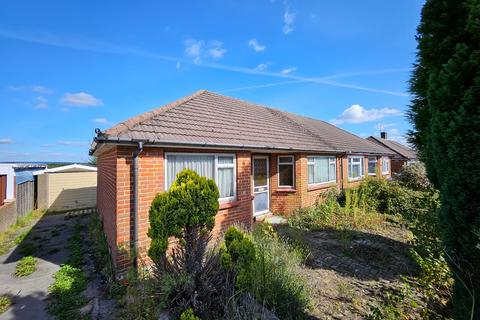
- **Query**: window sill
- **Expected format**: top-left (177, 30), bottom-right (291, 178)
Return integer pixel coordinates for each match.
top-left (275, 188), bottom-right (297, 193)
top-left (348, 177), bottom-right (364, 182)
top-left (308, 182), bottom-right (336, 191)
top-left (368, 173), bottom-right (376, 176)
top-left (219, 201), bottom-right (240, 210)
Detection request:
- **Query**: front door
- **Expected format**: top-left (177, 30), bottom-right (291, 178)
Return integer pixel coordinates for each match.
top-left (253, 156), bottom-right (269, 216)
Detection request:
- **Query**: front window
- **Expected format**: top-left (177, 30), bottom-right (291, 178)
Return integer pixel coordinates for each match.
top-left (278, 156), bottom-right (294, 187)
top-left (308, 156), bottom-right (336, 185)
top-left (368, 157), bottom-right (377, 175)
top-left (348, 156), bottom-right (364, 181)
top-left (382, 157), bottom-right (390, 174)
top-left (165, 153), bottom-right (236, 201)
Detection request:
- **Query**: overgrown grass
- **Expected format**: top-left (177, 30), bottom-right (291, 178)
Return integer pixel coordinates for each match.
top-left (14, 256), bottom-right (37, 277)
top-left (88, 214), bottom-right (125, 299)
top-left (288, 188), bottom-right (385, 232)
top-left (0, 210), bottom-right (45, 255)
top-left (0, 295), bottom-right (12, 314)
top-left (247, 225), bottom-right (312, 319)
top-left (48, 222), bottom-right (88, 320)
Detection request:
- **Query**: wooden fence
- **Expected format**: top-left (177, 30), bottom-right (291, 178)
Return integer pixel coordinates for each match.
top-left (16, 180), bottom-right (34, 218)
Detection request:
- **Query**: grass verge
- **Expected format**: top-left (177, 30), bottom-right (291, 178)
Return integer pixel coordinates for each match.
top-left (14, 256), bottom-right (37, 277)
top-left (0, 210), bottom-right (45, 255)
top-left (48, 222), bottom-right (88, 320)
top-left (0, 295), bottom-right (12, 314)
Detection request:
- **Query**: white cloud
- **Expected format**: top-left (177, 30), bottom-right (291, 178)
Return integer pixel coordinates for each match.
top-left (34, 96), bottom-right (48, 109)
top-left (0, 29), bottom-right (409, 97)
top-left (255, 63), bottom-right (268, 71)
top-left (58, 140), bottom-right (89, 147)
top-left (184, 39), bottom-right (226, 63)
top-left (0, 138), bottom-right (13, 144)
top-left (248, 39), bottom-right (266, 52)
top-left (6, 85), bottom-right (22, 91)
top-left (32, 85), bottom-right (54, 94)
top-left (184, 39), bottom-right (203, 61)
top-left (283, 6), bottom-right (296, 35)
top-left (281, 67), bottom-right (297, 75)
top-left (331, 104), bottom-right (403, 124)
top-left (207, 41), bottom-right (227, 59)
top-left (60, 92), bottom-right (103, 107)
top-left (92, 118), bottom-right (111, 125)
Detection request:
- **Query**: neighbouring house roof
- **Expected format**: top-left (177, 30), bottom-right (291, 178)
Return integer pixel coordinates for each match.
top-left (33, 163), bottom-right (97, 175)
top-left (90, 90), bottom-right (394, 156)
top-left (367, 136), bottom-right (417, 160)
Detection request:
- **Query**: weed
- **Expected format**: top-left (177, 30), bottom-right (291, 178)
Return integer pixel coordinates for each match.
top-left (0, 295), bottom-right (12, 314)
top-left (14, 231), bottom-right (29, 244)
top-left (14, 256), bottom-right (37, 277)
top-left (48, 264), bottom-right (88, 319)
top-left (0, 210), bottom-right (45, 255)
top-left (47, 222), bottom-right (88, 319)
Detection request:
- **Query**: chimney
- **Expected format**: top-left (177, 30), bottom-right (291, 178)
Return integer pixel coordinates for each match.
top-left (380, 132), bottom-right (387, 139)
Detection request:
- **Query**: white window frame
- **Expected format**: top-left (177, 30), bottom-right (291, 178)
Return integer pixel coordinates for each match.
top-left (382, 157), bottom-right (390, 175)
top-left (368, 157), bottom-right (377, 176)
top-left (307, 156), bottom-right (337, 186)
top-left (348, 156), bottom-right (365, 181)
top-left (164, 152), bottom-right (236, 202)
top-left (277, 155), bottom-right (295, 188)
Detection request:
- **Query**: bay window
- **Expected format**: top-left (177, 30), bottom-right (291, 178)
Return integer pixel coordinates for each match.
top-left (308, 156), bottom-right (336, 185)
top-left (368, 157), bottom-right (377, 175)
top-left (278, 156), bottom-right (295, 187)
top-left (382, 157), bottom-right (390, 174)
top-left (165, 153), bottom-right (236, 201)
top-left (348, 156), bottom-right (364, 181)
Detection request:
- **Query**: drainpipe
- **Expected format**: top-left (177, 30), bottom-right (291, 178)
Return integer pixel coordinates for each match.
top-left (132, 141), bottom-right (144, 268)
top-left (340, 153), bottom-right (347, 191)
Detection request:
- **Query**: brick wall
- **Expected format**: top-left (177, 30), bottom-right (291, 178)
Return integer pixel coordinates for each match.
top-left (96, 146), bottom-right (118, 264)
top-left (97, 146), bottom-right (252, 271)
top-left (96, 144), bottom-right (392, 271)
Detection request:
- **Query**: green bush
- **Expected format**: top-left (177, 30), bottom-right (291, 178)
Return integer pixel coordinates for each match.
top-left (147, 169), bottom-right (230, 319)
top-left (394, 162), bottom-right (433, 192)
top-left (148, 169), bottom-right (219, 263)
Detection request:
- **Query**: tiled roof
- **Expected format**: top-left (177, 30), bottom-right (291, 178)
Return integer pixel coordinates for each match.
top-left (93, 90), bottom-right (394, 155)
top-left (367, 136), bottom-right (417, 160)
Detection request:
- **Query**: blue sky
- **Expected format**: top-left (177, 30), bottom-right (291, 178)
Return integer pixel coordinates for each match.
top-left (0, 1), bottom-right (424, 162)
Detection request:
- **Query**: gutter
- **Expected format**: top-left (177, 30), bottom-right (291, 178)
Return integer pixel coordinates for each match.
top-left (132, 141), bottom-right (143, 268)
top-left (90, 136), bottom-right (392, 156)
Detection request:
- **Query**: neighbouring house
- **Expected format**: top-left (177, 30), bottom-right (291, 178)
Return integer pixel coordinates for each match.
top-left (89, 90), bottom-right (395, 270)
top-left (0, 163), bottom-right (47, 206)
top-left (34, 164), bottom-right (97, 212)
top-left (367, 132), bottom-right (417, 174)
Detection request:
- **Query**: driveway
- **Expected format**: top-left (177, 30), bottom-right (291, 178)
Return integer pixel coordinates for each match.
top-left (0, 210), bottom-right (91, 320)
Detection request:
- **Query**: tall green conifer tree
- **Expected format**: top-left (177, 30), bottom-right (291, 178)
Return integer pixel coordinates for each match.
top-left (409, 1), bottom-right (480, 318)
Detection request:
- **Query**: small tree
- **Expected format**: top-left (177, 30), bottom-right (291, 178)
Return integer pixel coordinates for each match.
top-left (148, 169), bottom-right (219, 270)
top-left (148, 169), bottom-right (230, 318)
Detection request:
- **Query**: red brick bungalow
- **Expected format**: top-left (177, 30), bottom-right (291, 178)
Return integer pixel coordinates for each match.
top-left (367, 132), bottom-right (417, 174)
top-left (89, 90), bottom-right (394, 270)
